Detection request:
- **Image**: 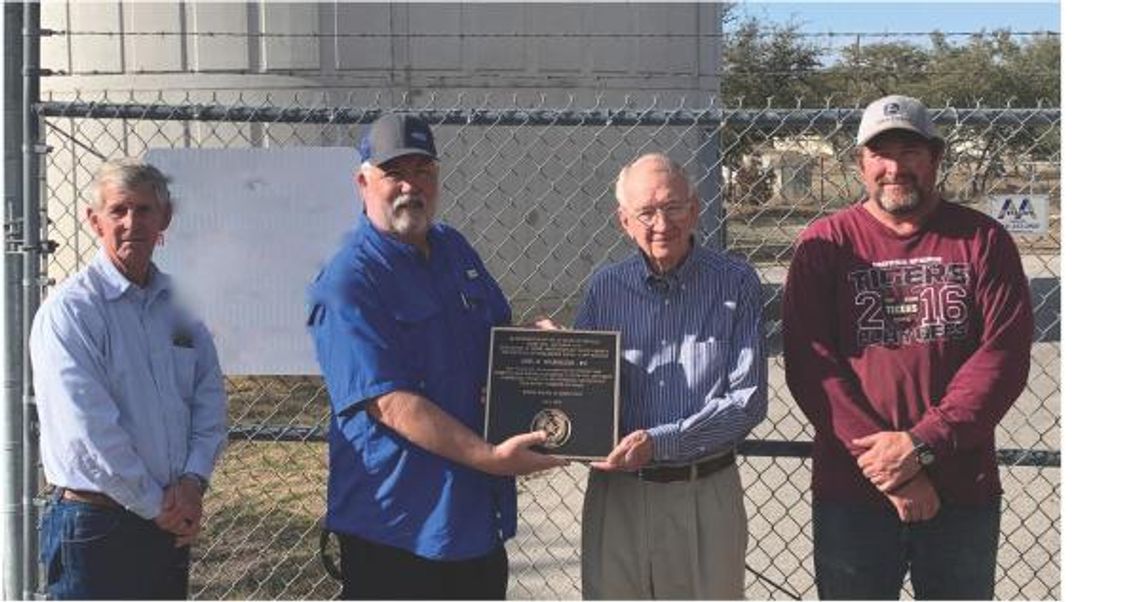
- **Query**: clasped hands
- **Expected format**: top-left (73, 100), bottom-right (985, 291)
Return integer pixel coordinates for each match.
top-left (853, 431), bottom-right (940, 523)
top-left (154, 476), bottom-right (205, 547)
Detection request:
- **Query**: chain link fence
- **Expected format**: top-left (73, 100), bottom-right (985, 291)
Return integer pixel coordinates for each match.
top-left (32, 94), bottom-right (1059, 599)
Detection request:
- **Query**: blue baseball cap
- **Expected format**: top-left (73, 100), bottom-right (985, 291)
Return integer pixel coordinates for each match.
top-left (358, 114), bottom-right (438, 165)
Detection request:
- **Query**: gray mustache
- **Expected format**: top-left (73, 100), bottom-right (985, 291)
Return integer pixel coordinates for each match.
top-left (394, 195), bottom-right (425, 211)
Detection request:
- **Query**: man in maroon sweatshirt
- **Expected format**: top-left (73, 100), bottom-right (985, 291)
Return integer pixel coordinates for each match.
top-left (782, 95), bottom-right (1033, 600)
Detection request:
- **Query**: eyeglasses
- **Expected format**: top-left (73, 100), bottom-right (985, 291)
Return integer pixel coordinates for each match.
top-left (628, 202), bottom-right (692, 226)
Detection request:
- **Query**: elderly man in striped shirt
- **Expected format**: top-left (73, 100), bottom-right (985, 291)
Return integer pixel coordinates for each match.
top-left (572, 153), bottom-right (767, 599)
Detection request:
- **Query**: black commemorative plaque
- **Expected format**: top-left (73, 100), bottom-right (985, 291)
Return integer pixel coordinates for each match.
top-left (484, 327), bottom-right (620, 460)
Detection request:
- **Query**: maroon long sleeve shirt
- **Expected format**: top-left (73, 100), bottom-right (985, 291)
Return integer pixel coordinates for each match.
top-left (782, 200), bottom-right (1033, 506)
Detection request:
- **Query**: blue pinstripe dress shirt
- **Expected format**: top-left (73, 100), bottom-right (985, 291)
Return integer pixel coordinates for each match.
top-left (573, 245), bottom-right (767, 463)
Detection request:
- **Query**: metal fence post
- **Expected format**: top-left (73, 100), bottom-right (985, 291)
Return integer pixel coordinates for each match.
top-left (2, 3), bottom-right (26, 598)
top-left (697, 125), bottom-right (726, 250)
top-left (20, 1), bottom-right (41, 597)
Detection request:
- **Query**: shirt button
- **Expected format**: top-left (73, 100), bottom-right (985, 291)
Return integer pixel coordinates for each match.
top-left (664, 299), bottom-right (670, 305)
top-left (659, 380), bottom-right (665, 387)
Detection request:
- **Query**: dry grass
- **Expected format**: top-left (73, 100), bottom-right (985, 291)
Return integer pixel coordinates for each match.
top-left (191, 439), bottom-right (338, 599)
top-left (226, 376), bottom-right (329, 427)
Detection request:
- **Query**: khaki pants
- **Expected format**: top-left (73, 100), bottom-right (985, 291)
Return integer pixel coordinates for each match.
top-left (581, 465), bottom-right (747, 599)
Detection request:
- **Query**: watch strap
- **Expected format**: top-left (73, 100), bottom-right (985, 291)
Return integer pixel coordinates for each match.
top-left (907, 431), bottom-right (936, 466)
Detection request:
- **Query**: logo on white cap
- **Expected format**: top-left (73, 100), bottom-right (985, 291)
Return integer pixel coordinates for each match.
top-left (856, 95), bottom-right (940, 146)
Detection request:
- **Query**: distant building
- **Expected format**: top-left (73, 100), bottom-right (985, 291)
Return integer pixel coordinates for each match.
top-left (725, 135), bottom-right (848, 206)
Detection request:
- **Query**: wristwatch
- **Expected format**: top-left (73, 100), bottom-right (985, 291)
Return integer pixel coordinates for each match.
top-left (907, 432), bottom-right (936, 467)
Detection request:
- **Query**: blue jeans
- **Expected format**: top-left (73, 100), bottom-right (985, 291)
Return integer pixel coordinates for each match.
top-left (39, 493), bottom-right (190, 600)
top-left (812, 498), bottom-right (1001, 600)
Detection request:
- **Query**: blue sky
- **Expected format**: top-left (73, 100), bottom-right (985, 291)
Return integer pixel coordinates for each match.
top-left (735, 1), bottom-right (1059, 34)
top-left (731, 2), bottom-right (1059, 63)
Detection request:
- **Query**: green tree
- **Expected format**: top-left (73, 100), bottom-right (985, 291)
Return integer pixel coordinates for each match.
top-left (718, 15), bottom-right (1060, 202)
top-left (828, 41), bottom-right (931, 104)
top-left (826, 29), bottom-right (1060, 106)
top-left (821, 30), bottom-right (1059, 195)
top-left (918, 31), bottom-right (1060, 192)
top-left (720, 15), bottom-right (829, 190)
top-left (721, 17), bottom-right (827, 107)
top-left (1003, 34), bottom-right (1061, 105)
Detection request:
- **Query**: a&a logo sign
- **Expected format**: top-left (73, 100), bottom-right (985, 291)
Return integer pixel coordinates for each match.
top-left (988, 195), bottom-right (1049, 235)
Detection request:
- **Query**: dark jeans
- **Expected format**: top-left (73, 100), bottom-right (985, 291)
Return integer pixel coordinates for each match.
top-left (338, 533), bottom-right (508, 600)
top-left (813, 498), bottom-right (1001, 600)
top-left (39, 494), bottom-right (190, 600)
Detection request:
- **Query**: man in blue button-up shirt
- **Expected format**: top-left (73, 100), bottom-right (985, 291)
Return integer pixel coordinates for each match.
top-left (570, 153), bottom-right (767, 599)
top-left (307, 115), bottom-right (565, 599)
top-left (30, 159), bottom-right (227, 599)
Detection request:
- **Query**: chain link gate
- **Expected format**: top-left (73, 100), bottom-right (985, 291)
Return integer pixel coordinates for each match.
top-left (31, 94), bottom-right (1060, 599)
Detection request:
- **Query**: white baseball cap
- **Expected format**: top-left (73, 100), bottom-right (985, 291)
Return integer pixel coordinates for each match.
top-left (856, 95), bottom-right (942, 146)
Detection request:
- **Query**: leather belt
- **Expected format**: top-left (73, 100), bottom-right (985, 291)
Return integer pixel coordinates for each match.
top-left (59, 488), bottom-right (122, 509)
top-left (636, 451), bottom-right (736, 483)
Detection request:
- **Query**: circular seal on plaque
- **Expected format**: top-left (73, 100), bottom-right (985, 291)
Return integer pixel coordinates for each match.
top-left (530, 408), bottom-right (572, 449)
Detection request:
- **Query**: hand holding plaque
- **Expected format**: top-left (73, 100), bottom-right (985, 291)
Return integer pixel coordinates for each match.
top-left (483, 327), bottom-right (621, 460)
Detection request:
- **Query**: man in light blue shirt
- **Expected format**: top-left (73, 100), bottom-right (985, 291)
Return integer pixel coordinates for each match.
top-left (30, 158), bottom-right (227, 599)
top-left (572, 153), bottom-right (767, 599)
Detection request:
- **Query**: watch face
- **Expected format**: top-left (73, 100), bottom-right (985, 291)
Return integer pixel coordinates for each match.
top-left (918, 450), bottom-right (936, 466)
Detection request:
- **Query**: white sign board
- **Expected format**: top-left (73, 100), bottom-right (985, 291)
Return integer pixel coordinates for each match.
top-left (988, 194), bottom-right (1050, 235)
top-left (146, 148), bottom-right (360, 375)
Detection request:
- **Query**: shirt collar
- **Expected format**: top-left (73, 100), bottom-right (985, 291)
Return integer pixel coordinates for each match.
top-left (635, 238), bottom-right (701, 291)
top-left (91, 249), bottom-right (171, 302)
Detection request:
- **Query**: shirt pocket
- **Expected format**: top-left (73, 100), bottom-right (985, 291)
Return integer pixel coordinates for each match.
top-left (679, 339), bottom-right (726, 390)
top-left (460, 276), bottom-right (508, 327)
top-left (391, 302), bottom-right (443, 384)
top-left (172, 347), bottom-right (198, 400)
